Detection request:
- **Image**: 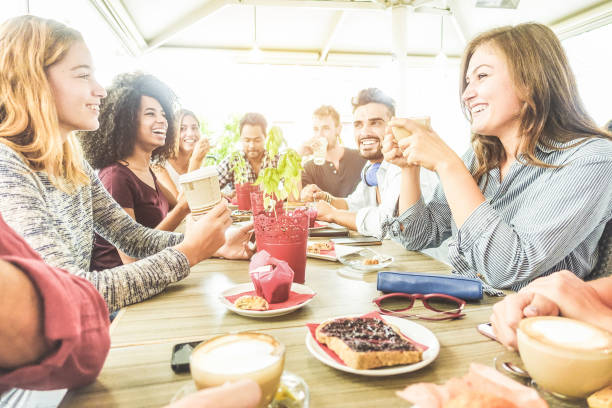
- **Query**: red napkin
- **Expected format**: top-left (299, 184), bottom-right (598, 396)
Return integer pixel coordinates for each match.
top-left (306, 311), bottom-right (428, 367)
top-left (249, 250), bottom-right (294, 303)
top-left (226, 290), bottom-right (315, 310)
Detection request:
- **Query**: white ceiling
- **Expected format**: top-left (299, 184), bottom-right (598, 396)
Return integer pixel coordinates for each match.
top-left (91, 0), bottom-right (611, 66)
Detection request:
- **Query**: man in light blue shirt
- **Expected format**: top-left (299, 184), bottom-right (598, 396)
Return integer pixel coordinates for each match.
top-left (305, 88), bottom-right (437, 238)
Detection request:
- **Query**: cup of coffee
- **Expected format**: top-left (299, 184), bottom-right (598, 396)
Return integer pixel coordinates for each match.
top-left (517, 316), bottom-right (612, 398)
top-left (391, 117), bottom-right (431, 142)
top-left (190, 332), bottom-right (285, 408)
top-left (178, 166), bottom-right (221, 220)
top-left (312, 136), bottom-right (328, 165)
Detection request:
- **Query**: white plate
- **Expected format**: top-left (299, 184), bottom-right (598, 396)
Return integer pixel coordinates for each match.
top-left (337, 248), bottom-right (393, 271)
top-left (305, 314), bottom-right (440, 376)
top-left (306, 241), bottom-right (360, 261)
top-left (220, 282), bottom-right (315, 318)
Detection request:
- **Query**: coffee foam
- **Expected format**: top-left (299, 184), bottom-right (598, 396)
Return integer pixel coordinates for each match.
top-left (193, 338), bottom-right (280, 375)
top-left (525, 318), bottom-right (612, 351)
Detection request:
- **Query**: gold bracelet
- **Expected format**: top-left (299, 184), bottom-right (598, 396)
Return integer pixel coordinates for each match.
top-left (325, 192), bottom-right (333, 204)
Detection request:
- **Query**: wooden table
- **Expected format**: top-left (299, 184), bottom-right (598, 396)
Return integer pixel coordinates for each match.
top-left (60, 240), bottom-right (581, 408)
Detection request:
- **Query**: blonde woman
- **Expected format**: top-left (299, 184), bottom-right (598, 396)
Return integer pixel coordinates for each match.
top-left (382, 23), bottom-right (612, 293)
top-left (154, 109), bottom-right (210, 199)
top-left (0, 15), bottom-right (252, 314)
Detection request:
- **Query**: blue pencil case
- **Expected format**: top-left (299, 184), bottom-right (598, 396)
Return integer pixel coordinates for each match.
top-left (376, 271), bottom-right (483, 300)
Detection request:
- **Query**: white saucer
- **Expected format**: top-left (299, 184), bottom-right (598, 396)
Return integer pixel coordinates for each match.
top-left (220, 282), bottom-right (315, 318)
top-left (337, 248), bottom-right (393, 271)
top-left (305, 314), bottom-right (439, 376)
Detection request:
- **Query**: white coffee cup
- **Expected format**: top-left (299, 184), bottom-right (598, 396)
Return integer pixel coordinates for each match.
top-left (190, 332), bottom-right (285, 408)
top-left (517, 316), bottom-right (612, 398)
top-left (178, 166), bottom-right (221, 220)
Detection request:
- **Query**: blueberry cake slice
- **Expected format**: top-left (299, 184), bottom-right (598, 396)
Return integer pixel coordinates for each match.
top-left (315, 317), bottom-right (422, 369)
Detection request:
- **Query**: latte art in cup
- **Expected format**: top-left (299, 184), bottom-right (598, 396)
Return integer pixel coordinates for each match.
top-left (190, 333), bottom-right (285, 408)
top-left (517, 316), bottom-right (612, 398)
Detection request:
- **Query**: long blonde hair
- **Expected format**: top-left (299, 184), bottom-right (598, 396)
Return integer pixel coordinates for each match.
top-left (459, 23), bottom-right (611, 184)
top-left (0, 15), bottom-right (89, 191)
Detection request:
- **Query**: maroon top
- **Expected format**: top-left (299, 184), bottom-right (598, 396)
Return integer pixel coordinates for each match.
top-left (91, 163), bottom-right (170, 271)
top-left (0, 214), bottom-right (110, 392)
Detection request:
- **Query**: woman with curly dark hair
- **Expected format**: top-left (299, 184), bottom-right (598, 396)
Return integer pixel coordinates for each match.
top-left (82, 73), bottom-right (201, 269)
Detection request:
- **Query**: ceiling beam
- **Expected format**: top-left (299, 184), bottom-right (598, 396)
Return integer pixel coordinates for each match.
top-left (88, 0), bottom-right (147, 56)
top-left (319, 10), bottom-right (345, 62)
top-left (446, 0), bottom-right (469, 45)
top-left (238, 0), bottom-right (385, 11)
top-left (146, 0), bottom-right (229, 52)
top-left (550, 1), bottom-right (612, 40)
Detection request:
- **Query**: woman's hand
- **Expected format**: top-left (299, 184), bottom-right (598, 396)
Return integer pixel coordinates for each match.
top-left (381, 130), bottom-right (410, 169)
top-left (175, 200), bottom-right (232, 266)
top-left (215, 221), bottom-right (256, 260)
top-left (188, 137), bottom-right (211, 172)
top-left (388, 118), bottom-right (459, 173)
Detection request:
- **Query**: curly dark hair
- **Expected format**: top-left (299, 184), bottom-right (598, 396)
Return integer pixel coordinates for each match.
top-left (80, 72), bottom-right (178, 169)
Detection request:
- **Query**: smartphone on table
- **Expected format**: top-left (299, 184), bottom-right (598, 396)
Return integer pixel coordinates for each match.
top-left (477, 322), bottom-right (499, 342)
top-left (171, 340), bottom-right (203, 373)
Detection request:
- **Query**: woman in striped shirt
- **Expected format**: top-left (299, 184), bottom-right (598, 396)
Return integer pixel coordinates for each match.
top-left (382, 23), bottom-right (612, 293)
top-left (0, 15), bottom-right (251, 312)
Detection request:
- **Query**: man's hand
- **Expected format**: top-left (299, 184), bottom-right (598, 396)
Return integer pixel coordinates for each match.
top-left (214, 222), bottom-right (256, 260)
top-left (300, 184), bottom-right (323, 202)
top-left (314, 200), bottom-right (336, 223)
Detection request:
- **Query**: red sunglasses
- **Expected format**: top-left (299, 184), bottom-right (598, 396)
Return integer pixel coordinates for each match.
top-left (373, 292), bottom-right (466, 321)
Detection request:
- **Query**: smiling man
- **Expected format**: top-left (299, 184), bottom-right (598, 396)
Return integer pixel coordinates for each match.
top-left (217, 112), bottom-right (279, 194)
top-left (306, 88), bottom-right (433, 238)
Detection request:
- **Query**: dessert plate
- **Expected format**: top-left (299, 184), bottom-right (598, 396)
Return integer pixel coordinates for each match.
top-left (220, 282), bottom-right (315, 318)
top-left (305, 314), bottom-right (440, 376)
top-left (171, 371), bottom-right (309, 407)
top-left (306, 241), bottom-right (360, 261)
top-left (337, 248), bottom-right (393, 271)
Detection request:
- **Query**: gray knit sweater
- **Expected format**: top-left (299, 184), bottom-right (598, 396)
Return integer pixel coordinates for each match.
top-left (0, 143), bottom-right (190, 312)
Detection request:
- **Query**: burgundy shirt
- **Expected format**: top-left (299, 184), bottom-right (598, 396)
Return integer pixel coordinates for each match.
top-left (91, 163), bottom-right (170, 270)
top-left (301, 148), bottom-right (366, 198)
top-left (0, 214), bottom-right (110, 392)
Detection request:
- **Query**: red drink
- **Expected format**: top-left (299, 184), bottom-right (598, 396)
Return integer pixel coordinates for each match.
top-left (235, 183), bottom-right (255, 210)
top-left (256, 239), bottom-right (307, 284)
top-left (253, 210), bottom-right (308, 284)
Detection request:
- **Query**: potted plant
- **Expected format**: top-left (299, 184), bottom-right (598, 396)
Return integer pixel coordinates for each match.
top-left (251, 126), bottom-right (309, 284)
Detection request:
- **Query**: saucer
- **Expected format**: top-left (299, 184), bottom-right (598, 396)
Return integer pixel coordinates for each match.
top-left (220, 283), bottom-right (315, 318)
top-left (171, 371), bottom-right (309, 407)
top-left (337, 248), bottom-right (393, 271)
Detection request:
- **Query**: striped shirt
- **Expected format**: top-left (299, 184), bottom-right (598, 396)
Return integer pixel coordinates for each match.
top-left (216, 151), bottom-right (279, 192)
top-left (381, 137), bottom-right (612, 293)
top-left (0, 143), bottom-right (189, 312)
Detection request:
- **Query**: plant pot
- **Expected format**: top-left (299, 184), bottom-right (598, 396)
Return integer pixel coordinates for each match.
top-left (250, 190), bottom-right (284, 217)
top-left (235, 183), bottom-right (257, 210)
top-left (253, 210), bottom-right (308, 284)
